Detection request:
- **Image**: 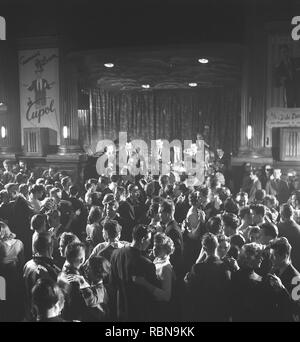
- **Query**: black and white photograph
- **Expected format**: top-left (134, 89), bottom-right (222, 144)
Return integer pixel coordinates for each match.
top-left (0, 0), bottom-right (300, 327)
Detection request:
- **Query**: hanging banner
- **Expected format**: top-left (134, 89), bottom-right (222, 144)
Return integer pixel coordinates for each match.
top-left (266, 107), bottom-right (300, 127)
top-left (18, 48), bottom-right (60, 144)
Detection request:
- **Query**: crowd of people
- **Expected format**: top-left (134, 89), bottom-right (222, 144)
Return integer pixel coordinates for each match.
top-left (0, 158), bottom-right (300, 322)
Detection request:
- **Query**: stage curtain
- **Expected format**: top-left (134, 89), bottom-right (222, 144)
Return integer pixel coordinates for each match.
top-left (88, 87), bottom-right (240, 155)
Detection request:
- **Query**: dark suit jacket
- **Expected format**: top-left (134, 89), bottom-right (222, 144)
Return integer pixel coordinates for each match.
top-left (185, 256), bottom-right (230, 321)
top-left (165, 220), bottom-right (184, 280)
top-left (109, 246), bottom-right (158, 322)
top-left (23, 256), bottom-right (61, 320)
top-left (278, 219), bottom-right (300, 271)
top-left (118, 198), bottom-right (136, 241)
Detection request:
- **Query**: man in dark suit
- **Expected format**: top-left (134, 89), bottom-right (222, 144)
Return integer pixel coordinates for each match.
top-left (269, 237), bottom-right (300, 320)
top-left (27, 68), bottom-right (53, 107)
top-left (185, 233), bottom-right (231, 321)
top-left (118, 184), bottom-right (138, 241)
top-left (266, 169), bottom-right (290, 205)
top-left (159, 199), bottom-right (184, 280)
top-left (109, 225), bottom-right (158, 322)
top-left (277, 203), bottom-right (300, 271)
top-left (23, 232), bottom-right (61, 320)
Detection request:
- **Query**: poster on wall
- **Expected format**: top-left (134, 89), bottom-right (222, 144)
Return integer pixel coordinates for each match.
top-left (265, 28), bottom-right (300, 147)
top-left (18, 48), bottom-right (60, 145)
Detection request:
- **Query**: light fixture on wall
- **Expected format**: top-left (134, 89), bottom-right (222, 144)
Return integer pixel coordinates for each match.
top-left (1, 126), bottom-right (6, 139)
top-left (63, 125), bottom-right (69, 139)
top-left (246, 125), bottom-right (253, 140)
top-left (198, 58), bottom-right (209, 64)
top-left (104, 63), bottom-right (114, 68)
top-left (188, 83), bottom-right (198, 87)
top-left (142, 84), bottom-right (150, 89)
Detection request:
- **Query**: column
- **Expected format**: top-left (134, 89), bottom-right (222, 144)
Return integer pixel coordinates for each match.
top-left (0, 42), bottom-right (21, 156)
top-left (58, 57), bottom-right (83, 154)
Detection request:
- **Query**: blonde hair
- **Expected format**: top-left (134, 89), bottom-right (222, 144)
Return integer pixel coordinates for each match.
top-left (0, 221), bottom-right (16, 241)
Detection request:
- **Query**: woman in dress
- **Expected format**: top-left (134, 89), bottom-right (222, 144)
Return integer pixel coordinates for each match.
top-left (132, 232), bottom-right (178, 321)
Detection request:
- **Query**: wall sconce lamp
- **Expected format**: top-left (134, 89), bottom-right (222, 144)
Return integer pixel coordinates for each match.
top-left (63, 125), bottom-right (69, 139)
top-left (1, 126), bottom-right (6, 139)
top-left (246, 125), bottom-right (253, 140)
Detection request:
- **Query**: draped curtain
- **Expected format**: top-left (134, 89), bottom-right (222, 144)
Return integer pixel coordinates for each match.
top-left (85, 87), bottom-right (240, 155)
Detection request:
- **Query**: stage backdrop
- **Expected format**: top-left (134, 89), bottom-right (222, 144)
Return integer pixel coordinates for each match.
top-left (84, 87), bottom-right (240, 155)
top-left (18, 48), bottom-right (60, 145)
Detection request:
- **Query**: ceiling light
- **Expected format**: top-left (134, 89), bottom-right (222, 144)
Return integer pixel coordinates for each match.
top-left (198, 58), bottom-right (209, 64)
top-left (188, 83), bottom-right (197, 87)
top-left (142, 84), bottom-right (150, 89)
top-left (104, 63), bottom-right (114, 68)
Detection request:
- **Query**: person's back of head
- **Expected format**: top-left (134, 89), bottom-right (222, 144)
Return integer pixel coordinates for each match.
top-left (86, 256), bottom-right (111, 284)
top-left (31, 214), bottom-right (46, 232)
top-left (65, 242), bottom-right (85, 268)
top-left (206, 216), bottom-right (223, 235)
top-left (270, 237), bottom-right (291, 261)
top-left (69, 185), bottom-right (78, 197)
top-left (33, 231), bottom-right (53, 257)
top-left (88, 206), bottom-right (103, 225)
top-left (132, 224), bottom-right (150, 246)
top-left (222, 212), bottom-right (239, 235)
top-left (103, 219), bottom-right (121, 241)
top-left (238, 243), bottom-right (263, 269)
top-left (230, 234), bottom-right (245, 249)
top-left (160, 199), bottom-right (175, 216)
top-left (32, 278), bottom-right (65, 321)
top-left (280, 203), bottom-right (294, 221)
top-left (224, 197), bottom-right (239, 215)
top-left (201, 232), bottom-right (218, 255)
top-left (254, 189), bottom-right (266, 203)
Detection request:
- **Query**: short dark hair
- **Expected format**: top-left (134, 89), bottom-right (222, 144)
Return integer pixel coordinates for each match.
top-left (160, 200), bottom-right (175, 215)
top-left (202, 233), bottom-right (218, 252)
top-left (103, 219), bottom-right (121, 240)
top-left (224, 198), bottom-right (239, 215)
top-left (260, 222), bottom-right (278, 239)
top-left (65, 242), bottom-right (85, 262)
top-left (87, 256), bottom-right (111, 281)
top-left (132, 224), bottom-right (150, 242)
top-left (206, 216), bottom-right (223, 235)
top-left (270, 237), bottom-right (291, 258)
top-left (280, 203), bottom-right (293, 220)
top-left (239, 206), bottom-right (251, 219)
top-left (88, 206), bottom-right (102, 225)
top-left (33, 232), bottom-right (52, 255)
top-left (250, 204), bottom-right (265, 217)
top-left (222, 212), bottom-right (239, 231)
top-left (31, 214), bottom-right (46, 232)
top-left (230, 234), bottom-right (246, 249)
top-left (69, 185), bottom-right (78, 196)
top-left (255, 189), bottom-right (266, 202)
